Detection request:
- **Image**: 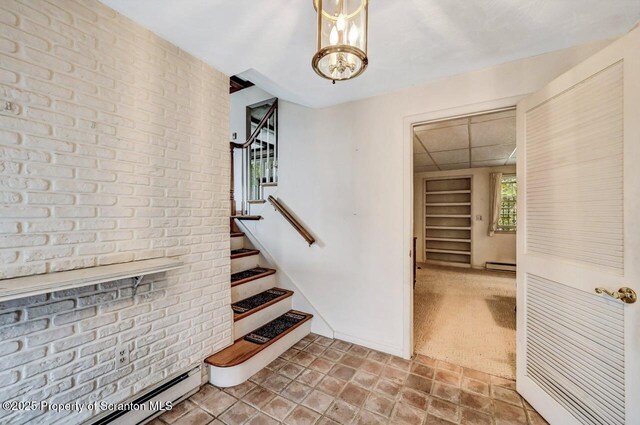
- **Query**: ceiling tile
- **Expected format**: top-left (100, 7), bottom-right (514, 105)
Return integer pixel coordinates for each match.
top-left (414, 153), bottom-right (434, 166)
top-left (416, 124), bottom-right (469, 152)
top-left (414, 165), bottom-right (439, 173)
top-left (471, 160), bottom-right (507, 168)
top-left (439, 163), bottom-right (471, 171)
top-left (431, 149), bottom-right (470, 165)
top-left (471, 144), bottom-right (515, 162)
top-left (470, 117), bottom-right (516, 147)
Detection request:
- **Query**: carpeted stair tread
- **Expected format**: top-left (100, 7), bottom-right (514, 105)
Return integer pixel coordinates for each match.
top-left (232, 288), bottom-right (292, 320)
top-left (230, 248), bottom-right (260, 259)
top-left (244, 311), bottom-right (307, 344)
top-left (231, 267), bottom-right (276, 287)
top-left (205, 310), bottom-right (313, 367)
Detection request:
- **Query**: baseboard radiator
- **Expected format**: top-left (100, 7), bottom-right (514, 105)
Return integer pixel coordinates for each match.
top-left (485, 262), bottom-right (516, 272)
top-left (87, 365), bottom-right (201, 425)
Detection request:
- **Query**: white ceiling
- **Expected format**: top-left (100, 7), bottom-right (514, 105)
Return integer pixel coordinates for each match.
top-left (101, 0), bottom-right (639, 108)
top-left (414, 109), bottom-right (516, 172)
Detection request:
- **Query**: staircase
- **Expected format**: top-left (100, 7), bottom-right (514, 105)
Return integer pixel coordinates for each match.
top-left (206, 96), bottom-right (316, 387)
top-left (205, 227), bottom-right (314, 387)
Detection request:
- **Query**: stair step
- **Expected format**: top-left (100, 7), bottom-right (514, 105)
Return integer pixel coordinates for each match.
top-left (231, 232), bottom-right (245, 237)
top-left (232, 288), bottom-right (293, 321)
top-left (231, 268), bottom-right (277, 303)
top-left (231, 267), bottom-right (276, 287)
top-left (206, 310), bottom-right (312, 369)
top-left (232, 215), bottom-right (262, 221)
top-left (231, 249), bottom-right (260, 259)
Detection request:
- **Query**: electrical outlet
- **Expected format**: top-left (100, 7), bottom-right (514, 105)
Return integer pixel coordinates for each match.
top-left (117, 346), bottom-right (130, 368)
top-left (476, 215), bottom-right (483, 221)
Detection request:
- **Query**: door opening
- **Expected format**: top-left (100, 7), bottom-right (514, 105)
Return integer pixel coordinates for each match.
top-left (411, 108), bottom-right (519, 380)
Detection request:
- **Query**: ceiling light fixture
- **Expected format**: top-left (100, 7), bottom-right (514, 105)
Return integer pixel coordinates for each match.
top-left (312, 0), bottom-right (368, 84)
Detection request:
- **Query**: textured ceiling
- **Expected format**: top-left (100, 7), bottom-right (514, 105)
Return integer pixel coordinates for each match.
top-left (414, 110), bottom-right (516, 172)
top-left (101, 0), bottom-right (640, 108)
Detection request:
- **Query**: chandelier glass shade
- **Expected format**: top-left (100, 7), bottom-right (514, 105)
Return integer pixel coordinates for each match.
top-left (312, 0), bottom-right (368, 82)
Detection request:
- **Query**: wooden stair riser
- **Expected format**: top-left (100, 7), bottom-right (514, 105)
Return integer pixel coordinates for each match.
top-left (231, 274), bottom-right (277, 303)
top-left (231, 235), bottom-right (245, 251)
top-left (231, 255), bottom-right (260, 274)
top-left (233, 296), bottom-right (293, 340)
top-left (208, 319), bottom-right (312, 387)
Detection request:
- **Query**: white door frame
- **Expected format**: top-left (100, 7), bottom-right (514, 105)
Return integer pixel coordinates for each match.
top-left (402, 95), bottom-right (525, 359)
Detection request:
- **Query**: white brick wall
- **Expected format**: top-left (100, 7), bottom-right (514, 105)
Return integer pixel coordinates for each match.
top-left (0, 1), bottom-right (231, 423)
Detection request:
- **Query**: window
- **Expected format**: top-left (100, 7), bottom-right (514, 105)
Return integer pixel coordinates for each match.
top-left (497, 175), bottom-right (517, 232)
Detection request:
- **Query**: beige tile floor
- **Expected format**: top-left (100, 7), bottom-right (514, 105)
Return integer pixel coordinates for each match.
top-left (150, 334), bottom-right (548, 425)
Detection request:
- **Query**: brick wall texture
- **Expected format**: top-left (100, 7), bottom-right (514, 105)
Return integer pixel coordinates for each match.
top-left (0, 1), bottom-right (232, 423)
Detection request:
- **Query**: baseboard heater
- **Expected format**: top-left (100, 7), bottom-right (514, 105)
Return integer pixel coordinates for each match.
top-left (486, 262), bottom-right (516, 272)
top-left (87, 365), bottom-right (201, 425)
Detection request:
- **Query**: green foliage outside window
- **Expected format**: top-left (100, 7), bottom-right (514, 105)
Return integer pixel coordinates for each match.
top-left (498, 175), bottom-right (517, 232)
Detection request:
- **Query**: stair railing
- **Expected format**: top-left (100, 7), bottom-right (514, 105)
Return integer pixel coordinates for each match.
top-left (268, 196), bottom-right (316, 246)
top-left (230, 100), bottom-right (278, 216)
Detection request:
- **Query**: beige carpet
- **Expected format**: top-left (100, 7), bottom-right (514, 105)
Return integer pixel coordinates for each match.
top-left (414, 263), bottom-right (516, 379)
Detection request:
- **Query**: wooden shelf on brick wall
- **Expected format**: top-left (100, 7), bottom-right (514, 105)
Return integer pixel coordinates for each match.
top-left (0, 258), bottom-right (184, 302)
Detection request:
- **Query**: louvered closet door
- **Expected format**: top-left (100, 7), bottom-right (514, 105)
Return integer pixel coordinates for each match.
top-left (516, 27), bottom-right (640, 425)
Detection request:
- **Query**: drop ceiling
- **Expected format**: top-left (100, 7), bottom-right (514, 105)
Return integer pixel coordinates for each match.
top-left (414, 109), bottom-right (516, 172)
top-left (100, 0), bottom-right (639, 108)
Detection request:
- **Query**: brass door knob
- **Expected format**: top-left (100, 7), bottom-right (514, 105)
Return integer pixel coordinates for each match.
top-left (595, 287), bottom-right (637, 304)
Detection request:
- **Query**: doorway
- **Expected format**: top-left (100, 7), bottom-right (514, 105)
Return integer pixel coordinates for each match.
top-left (411, 108), bottom-right (518, 379)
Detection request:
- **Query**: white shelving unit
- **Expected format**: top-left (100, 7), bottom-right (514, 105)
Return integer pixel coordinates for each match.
top-left (0, 258), bottom-right (184, 302)
top-left (424, 177), bottom-right (472, 266)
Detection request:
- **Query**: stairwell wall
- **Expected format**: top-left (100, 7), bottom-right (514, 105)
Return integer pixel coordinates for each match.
top-left (240, 39), bottom-right (613, 357)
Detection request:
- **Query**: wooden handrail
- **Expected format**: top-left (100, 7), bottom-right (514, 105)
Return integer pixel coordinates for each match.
top-left (267, 196), bottom-right (315, 246)
top-left (242, 99), bottom-right (278, 148)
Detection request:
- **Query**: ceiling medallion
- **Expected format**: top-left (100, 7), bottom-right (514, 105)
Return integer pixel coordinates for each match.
top-left (312, 0), bottom-right (369, 84)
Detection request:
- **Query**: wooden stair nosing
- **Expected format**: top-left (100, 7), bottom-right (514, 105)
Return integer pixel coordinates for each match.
top-left (205, 310), bottom-right (313, 368)
top-left (230, 249), bottom-right (260, 260)
top-left (231, 268), bottom-right (277, 288)
top-left (231, 232), bottom-right (245, 237)
top-left (232, 215), bottom-right (262, 221)
top-left (233, 288), bottom-right (293, 321)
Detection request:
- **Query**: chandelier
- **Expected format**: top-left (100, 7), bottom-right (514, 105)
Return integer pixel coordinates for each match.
top-left (312, 0), bottom-right (369, 83)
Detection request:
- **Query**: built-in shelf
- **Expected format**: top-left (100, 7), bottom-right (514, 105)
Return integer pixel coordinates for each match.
top-left (425, 202), bottom-right (471, 206)
top-left (425, 190), bottom-right (471, 195)
top-left (425, 237), bottom-right (472, 243)
top-left (425, 214), bottom-right (471, 218)
top-left (424, 177), bottom-right (472, 266)
top-left (425, 226), bottom-right (472, 230)
top-left (0, 258), bottom-right (184, 303)
top-left (425, 248), bottom-right (471, 255)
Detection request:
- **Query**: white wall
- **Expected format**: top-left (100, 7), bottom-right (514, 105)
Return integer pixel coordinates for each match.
top-left (413, 166), bottom-right (517, 267)
top-left (241, 39), bottom-right (612, 357)
top-left (230, 86), bottom-right (274, 144)
top-left (0, 1), bottom-right (230, 423)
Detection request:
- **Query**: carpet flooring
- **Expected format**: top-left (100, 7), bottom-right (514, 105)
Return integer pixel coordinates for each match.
top-left (414, 264), bottom-right (516, 379)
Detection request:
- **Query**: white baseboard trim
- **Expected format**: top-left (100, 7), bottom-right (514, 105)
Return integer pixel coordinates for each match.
top-left (333, 331), bottom-right (405, 358)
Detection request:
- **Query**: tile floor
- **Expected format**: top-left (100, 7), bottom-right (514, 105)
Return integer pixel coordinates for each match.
top-left (150, 334), bottom-right (548, 425)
